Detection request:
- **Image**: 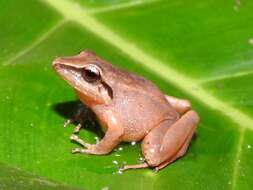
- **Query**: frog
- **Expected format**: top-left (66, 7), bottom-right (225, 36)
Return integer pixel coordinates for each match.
top-left (52, 50), bottom-right (199, 171)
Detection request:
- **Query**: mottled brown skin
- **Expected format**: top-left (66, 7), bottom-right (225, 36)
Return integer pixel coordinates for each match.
top-left (53, 50), bottom-right (199, 171)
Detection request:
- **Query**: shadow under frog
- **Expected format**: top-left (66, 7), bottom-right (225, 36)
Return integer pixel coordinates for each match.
top-left (52, 100), bottom-right (103, 139)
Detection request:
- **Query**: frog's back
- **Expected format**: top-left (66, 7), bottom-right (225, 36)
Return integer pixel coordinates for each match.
top-left (92, 61), bottom-right (179, 141)
top-left (110, 71), bottom-right (179, 141)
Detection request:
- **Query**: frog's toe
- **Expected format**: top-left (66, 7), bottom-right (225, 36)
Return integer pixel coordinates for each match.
top-left (64, 118), bottom-right (74, 128)
top-left (71, 147), bottom-right (84, 154)
top-left (70, 134), bottom-right (78, 141)
top-left (73, 123), bottom-right (82, 133)
top-left (71, 147), bottom-right (101, 155)
top-left (71, 147), bottom-right (92, 154)
top-left (119, 162), bottom-right (149, 172)
top-left (70, 134), bottom-right (92, 148)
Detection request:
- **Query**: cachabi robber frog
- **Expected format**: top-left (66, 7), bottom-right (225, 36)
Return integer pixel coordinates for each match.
top-left (53, 50), bottom-right (199, 171)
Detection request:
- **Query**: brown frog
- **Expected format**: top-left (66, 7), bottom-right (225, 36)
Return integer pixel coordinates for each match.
top-left (53, 50), bottom-right (199, 171)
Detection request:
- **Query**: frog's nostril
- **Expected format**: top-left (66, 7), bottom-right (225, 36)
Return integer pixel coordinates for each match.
top-left (53, 59), bottom-right (64, 73)
top-left (52, 58), bottom-right (62, 68)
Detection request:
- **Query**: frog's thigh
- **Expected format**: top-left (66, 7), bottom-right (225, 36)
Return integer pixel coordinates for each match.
top-left (165, 95), bottom-right (191, 114)
top-left (154, 120), bottom-right (196, 171)
top-left (142, 110), bottom-right (199, 168)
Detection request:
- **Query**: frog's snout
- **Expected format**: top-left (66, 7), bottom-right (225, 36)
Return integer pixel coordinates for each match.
top-left (52, 57), bottom-right (66, 73)
top-left (52, 57), bottom-right (61, 68)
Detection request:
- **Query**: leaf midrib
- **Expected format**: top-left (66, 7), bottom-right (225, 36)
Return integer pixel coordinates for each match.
top-left (38, 0), bottom-right (253, 131)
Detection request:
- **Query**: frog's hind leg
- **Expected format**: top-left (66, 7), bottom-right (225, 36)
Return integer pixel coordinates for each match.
top-left (120, 120), bottom-right (172, 171)
top-left (142, 110), bottom-right (199, 170)
top-left (154, 121), bottom-right (196, 171)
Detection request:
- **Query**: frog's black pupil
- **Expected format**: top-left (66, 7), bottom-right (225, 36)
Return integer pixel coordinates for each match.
top-left (83, 69), bottom-right (99, 82)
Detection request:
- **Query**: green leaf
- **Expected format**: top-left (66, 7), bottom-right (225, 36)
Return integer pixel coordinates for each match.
top-left (0, 162), bottom-right (83, 190)
top-left (0, 0), bottom-right (253, 189)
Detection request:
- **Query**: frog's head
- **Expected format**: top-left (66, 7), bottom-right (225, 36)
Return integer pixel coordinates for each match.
top-left (53, 50), bottom-right (113, 106)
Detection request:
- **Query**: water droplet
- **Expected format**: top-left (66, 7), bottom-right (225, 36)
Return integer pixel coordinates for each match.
top-left (247, 144), bottom-right (251, 149)
top-left (118, 169), bottom-right (123, 174)
top-left (94, 136), bottom-right (99, 144)
top-left (138, 157), bottom-right (145, 163)
top-left (249, 38), bottom-right (253, 45)
top-left (112, 160), bottom-right (118, 165)
top-left (131, 141), bottom-right (136, 146)
top-left (118, 147), bottom-right (123, 151)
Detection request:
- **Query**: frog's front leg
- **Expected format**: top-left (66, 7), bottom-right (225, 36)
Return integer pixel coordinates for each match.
top-left (71, 115), bottom-right (124, 155)
top-left (64, 104), bottom-right (95, 134)
top-left (122, 110), bottom-right (199, 171)
top-left (165, 95), bottom-right (191, 114)
top-left (63, 104), bottom-right (86, 132)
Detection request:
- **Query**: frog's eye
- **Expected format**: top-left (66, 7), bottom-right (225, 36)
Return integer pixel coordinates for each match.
top-left (82, 65), bottom-right (101, 83)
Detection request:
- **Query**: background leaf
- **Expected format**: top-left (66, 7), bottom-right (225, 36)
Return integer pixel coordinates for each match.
top-left (0, 0), bottom-right (253, 189)
top-left (0, 162), bottom-right (82, 190)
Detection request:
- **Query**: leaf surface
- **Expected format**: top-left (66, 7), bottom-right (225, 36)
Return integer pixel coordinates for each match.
top-left (0, 0), bottom-right (253, 189)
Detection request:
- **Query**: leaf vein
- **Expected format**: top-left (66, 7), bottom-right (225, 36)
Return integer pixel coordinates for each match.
top-left (231, 128), bottom-right (245, 190)
top-left (199, 70), bottom-right (253, 83)
top-left (86, 0), bottom-right (159, 14)
top-left (4, 19), bottom-right (67, 66)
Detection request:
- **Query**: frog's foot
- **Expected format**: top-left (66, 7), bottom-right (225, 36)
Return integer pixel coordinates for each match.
top-left (119, 162), bottom-right (149, 172)
top-left (70, 135), bottom-right (106, 154)
top-left (72, 120), bottom-right (124, 155)
top-left (71, 147), bottom-right (98, 154)
top-left (64, 119), bottom-right (83, 132)
top-left (65, 121), bottom-right (82, 134)
top-left (73, 123), bottom-right (82, 133)
top-left (63, 118), bottom-right (74, 128)
top-left (70, 134), bottom-right (92, 149)
top-left (71, 147), bottom-right (109, 155)
top-left (63, 105), bottom-right (87, 129)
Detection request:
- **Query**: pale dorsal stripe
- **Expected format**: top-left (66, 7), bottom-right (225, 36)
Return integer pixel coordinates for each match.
top-left (4, 19), bottom-right (67, 66)
top-left (199, 70), bottom-right (253, 83)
